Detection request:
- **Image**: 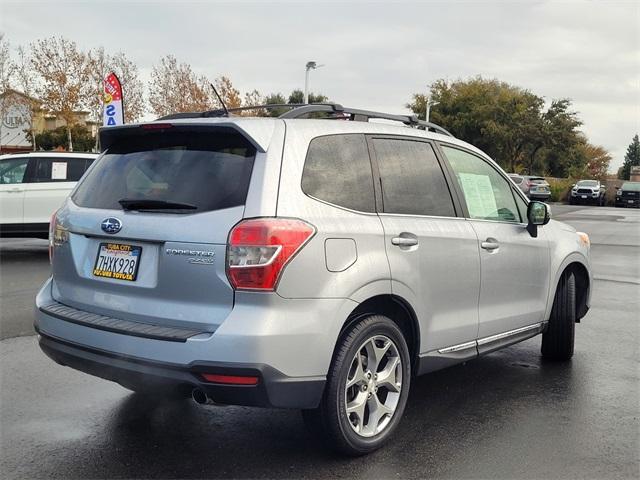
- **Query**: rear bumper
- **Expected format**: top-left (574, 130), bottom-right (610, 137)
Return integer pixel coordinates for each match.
top-left (529, 193), bottom-right (551, 201)
top-left (37, 329), bottom-right (325, 409)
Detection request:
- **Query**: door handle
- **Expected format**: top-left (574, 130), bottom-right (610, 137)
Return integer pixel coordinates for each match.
top-left (481, 239), bottom-right (499, 251)
top-left (391, 237), bottom-right (419, 247)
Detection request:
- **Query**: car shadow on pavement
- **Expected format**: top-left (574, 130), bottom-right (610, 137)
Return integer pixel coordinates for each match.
top-left (33, 340), bottom-right (580, 479)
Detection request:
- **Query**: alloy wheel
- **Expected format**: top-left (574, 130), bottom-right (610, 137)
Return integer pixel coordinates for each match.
top-left (344, 334), bottom-right (402, 437)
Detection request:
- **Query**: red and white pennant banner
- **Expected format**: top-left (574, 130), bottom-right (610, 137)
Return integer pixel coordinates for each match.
top-left (103, 72), bottom-right (124, 127)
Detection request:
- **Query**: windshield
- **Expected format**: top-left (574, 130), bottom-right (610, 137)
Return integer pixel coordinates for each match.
top-left (72, 129), bottom-right (256, 213)
top-left (621, 182), bottom-right (640, 192)
top-left (577, 180), bottom-right (598, 187)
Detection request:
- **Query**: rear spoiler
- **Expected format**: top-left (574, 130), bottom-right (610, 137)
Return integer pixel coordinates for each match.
top-left (99, 120), bottom-right (275, 153)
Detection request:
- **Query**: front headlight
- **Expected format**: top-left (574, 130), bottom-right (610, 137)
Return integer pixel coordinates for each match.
top-left (617, 190), bottom-right (623, 196)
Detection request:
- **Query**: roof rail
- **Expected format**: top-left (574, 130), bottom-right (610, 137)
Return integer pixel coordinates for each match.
top-left (157, 103), bottom-right (454, 137)
top-left (279, 104), bottom-right (453, 137)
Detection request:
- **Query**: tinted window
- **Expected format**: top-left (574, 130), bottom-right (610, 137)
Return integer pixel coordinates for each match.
top-left (528, 177), bottom-right (547, 184)
top-left (372, 138), bottom-right (455, 216)
top-left (510, 176), bottom-right (523, 185)
top-left (621, 182), bottom-right (640, 192)
top-left (442, 146), bottom-right (519, 223)
top-left (577, 180), bottom-right (598, 187)
top-left (72, 129), bottom-right (256, 213)
top-left (33, 157), bottom-right (89, 182)
top-left (302, 134), bottom-right (375, 212)
top-left (0, 157), bottom-right (29, 184)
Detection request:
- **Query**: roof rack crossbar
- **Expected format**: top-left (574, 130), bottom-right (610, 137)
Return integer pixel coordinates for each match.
top-left (157, 103), bottom-right (453, 137)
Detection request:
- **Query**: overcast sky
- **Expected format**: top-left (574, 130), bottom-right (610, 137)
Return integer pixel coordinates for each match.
top-left (1, 0), bottom-right (638, 171)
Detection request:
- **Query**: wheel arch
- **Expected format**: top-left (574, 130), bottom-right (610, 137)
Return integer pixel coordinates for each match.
top-left (551, 259), bottom-right (590, 322)
top-left (340, 294), bottom-right (421, 375)
top-left (563, 262), bottom-right (590, 321)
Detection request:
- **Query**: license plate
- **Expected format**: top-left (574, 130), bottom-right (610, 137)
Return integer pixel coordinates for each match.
top-left (581, 195), bottom-right (587, 199)
top-left (93, 243), bottom-right (142, 282)
top-left (628, 200), bottom-right (635, 204)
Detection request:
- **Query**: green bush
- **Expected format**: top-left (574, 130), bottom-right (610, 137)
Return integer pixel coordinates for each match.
top-left (547, 178), bottom-right (574, 202)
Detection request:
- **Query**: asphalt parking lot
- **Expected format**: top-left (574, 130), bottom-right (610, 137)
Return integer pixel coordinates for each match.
top-left (1, 204), bottom-right (638, 479)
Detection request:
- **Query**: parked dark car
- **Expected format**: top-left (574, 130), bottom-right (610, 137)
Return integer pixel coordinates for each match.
top-left (615, 182), bottom-right (640, 208)
top-left (569, 180), bottom-right (606, 206)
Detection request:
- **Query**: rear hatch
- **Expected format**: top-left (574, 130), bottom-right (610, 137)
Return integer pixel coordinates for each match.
top-left (529, 177), bottom-right (549, 193)
top-left (51, 125), bottom-right (258, 333)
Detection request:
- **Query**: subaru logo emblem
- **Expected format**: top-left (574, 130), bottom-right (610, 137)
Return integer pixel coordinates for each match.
top-left (101, 217), bottom-right (122, 234)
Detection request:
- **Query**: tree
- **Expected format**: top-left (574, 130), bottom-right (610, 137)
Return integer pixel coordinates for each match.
top-left (213, 76), bottom-right (242, 110)
top-left (242, 89), bottom-right (266, 116)
top-left (30, 37), bottom-right (90, 151)
top-left (86, 47), bottom-right (110, 130)
top-left (0, 33), bottom-right (14, 153)
top-left (263, 93), bottom-right (289, 117)
top-left (566, 138), bottom-right (611, 180)
top-left (12, 46), bottom-right (41, 151)
top-left (619, 134), bottom-right (640, 180)
top-left (110, 52), bottom-right (145, 122)
top-left (539, 99), bottom-right (583, 177)
top-left (32, 124), bottom-right (94, 152)
top-left (288, 89), bottom-right (327, 104)
top-left (407, 77), bottom-right (588, 177)
top-left (148, 55), bottom-right (214, 117)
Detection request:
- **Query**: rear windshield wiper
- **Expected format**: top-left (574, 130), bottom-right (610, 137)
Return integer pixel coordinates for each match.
top-left (118, 199), bottom-right (198, 211)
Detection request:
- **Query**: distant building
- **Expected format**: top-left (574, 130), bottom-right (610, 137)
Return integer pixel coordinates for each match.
top-left (0, 89), bottom-right (98, 153)
top-left (631, 166), bottom-right (640, 182)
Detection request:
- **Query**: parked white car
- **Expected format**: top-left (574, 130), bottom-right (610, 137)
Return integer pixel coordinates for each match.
top-left (0, 152), bottom-right (97, 238)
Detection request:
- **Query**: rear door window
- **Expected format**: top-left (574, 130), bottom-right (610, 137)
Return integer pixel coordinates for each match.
top-left (0, 157), bottom-right (29, 184)
top-left (301, 134), bottom-right (375, 212)
top-left (371, 137), bottom-right (456, 217)
top-left (72, 129), bottom-right (256, 213)
top-left (32, 157), bottom-right (89, 182)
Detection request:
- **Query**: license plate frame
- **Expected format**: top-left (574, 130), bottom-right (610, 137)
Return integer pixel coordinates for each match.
top-left (93, 242), bottom-right (143, 282)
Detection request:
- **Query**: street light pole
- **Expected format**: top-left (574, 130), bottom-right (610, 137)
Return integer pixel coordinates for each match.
top-left (425, 91), bottom-right (439, 122)
top-left (304, 61), bottom-right (324, 104)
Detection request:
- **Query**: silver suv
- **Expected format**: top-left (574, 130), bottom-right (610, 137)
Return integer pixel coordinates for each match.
top-left (35, 104), bottom-right (592, 455)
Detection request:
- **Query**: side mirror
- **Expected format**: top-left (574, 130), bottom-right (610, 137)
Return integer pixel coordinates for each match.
top-left (526, 201), bottom-right (550, 237)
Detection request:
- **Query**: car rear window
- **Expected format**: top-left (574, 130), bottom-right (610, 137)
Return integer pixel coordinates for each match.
top-left (72, 129), bottom-right (256, 213)
top-left (529, 177), bottom-right (547, 184)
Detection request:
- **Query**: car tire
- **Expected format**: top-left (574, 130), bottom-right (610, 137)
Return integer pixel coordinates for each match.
top-left (302, 315), bottom-right (411, 456)
top-left (541, 272), bottom-right (576, 361)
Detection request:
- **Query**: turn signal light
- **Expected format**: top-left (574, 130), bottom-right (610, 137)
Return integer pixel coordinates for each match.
top-left (226, 218), bottom-right (315, 291)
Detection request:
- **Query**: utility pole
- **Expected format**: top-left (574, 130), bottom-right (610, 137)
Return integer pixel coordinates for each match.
top-left (304, 61), bottom-right (324, 104)
top-left (425, 92), bottom-right (439, 122)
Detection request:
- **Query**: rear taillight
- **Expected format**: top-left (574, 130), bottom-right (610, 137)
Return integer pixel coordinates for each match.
top-left (48, 210), bottom-right (68, 264)
top-left (48, 212), bottom-right (57, 264)
top-left (226, 218), bottom-right (315, 291)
